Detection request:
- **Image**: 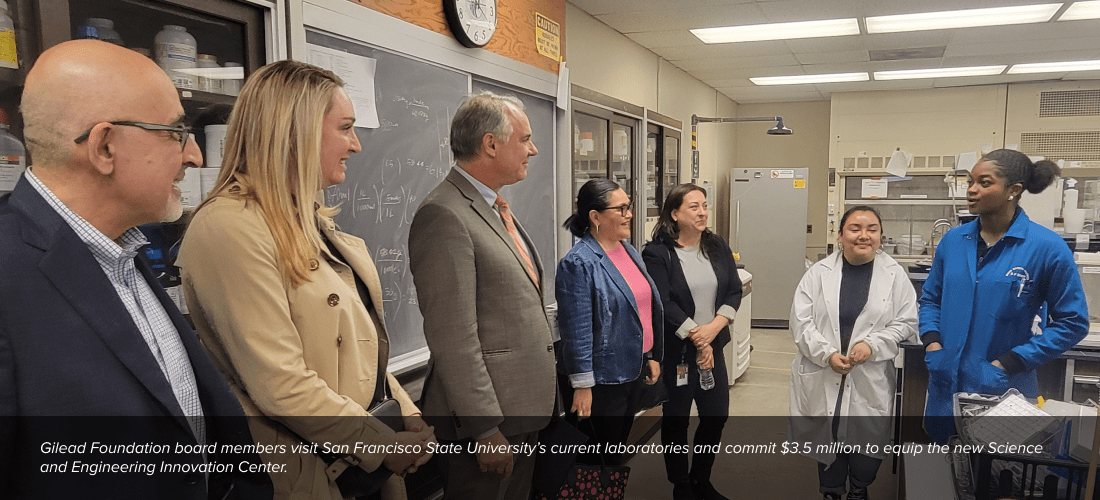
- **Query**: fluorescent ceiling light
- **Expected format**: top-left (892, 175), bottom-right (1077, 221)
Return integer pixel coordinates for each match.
top-left (865, 4), bottom-right (1062, 33)
top-left (750, 72), bottom-right (869, 86)
top-left (874, 66), bottom-right (1007, 80)
top-left (1008, 60), bottom-right (1100, 73)
top-left (690, 18), bottom-right (859, 44)
top-left (1059, 0), bottom-right (1100, 20)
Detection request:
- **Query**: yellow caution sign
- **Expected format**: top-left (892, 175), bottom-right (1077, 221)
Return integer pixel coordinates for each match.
top-left (535, 13), bottom-right (560, 62)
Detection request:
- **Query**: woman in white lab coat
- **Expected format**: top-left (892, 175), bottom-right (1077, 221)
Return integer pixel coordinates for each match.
top-left (788, 205), bottom-right (918, 500)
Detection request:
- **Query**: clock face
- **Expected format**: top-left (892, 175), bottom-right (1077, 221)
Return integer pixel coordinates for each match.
top-left (445, 0), bottom-right (497, 48)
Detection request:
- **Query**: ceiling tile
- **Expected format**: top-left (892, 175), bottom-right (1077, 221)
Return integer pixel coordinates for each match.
top-left (625, 30), bottom-right (705, 48)
top-left (676, 54), bottom-right (801, 71)
top-left (652, 41), bottom-right (793, 60)
top-left (795, 50), bottom-right (869, 65)
top-left (570, 0), bottom-right (755, 17)
top-left (568, 0), bottom-right (1100, 103)
top-left (595, 4), bottom-right (766, 33)
top-left (948, 38), bottom-right (1100, 58)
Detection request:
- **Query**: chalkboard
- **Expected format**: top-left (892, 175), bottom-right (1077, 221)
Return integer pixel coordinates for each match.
top-left (307, 30), bottom-right (558, 362)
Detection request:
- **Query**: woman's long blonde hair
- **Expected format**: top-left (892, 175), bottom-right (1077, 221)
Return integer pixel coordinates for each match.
top-left (195, 60), bottom-right (344, 288)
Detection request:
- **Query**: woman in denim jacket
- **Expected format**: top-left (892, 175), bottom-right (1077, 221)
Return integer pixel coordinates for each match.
top-left (555, 178), bottom-right (664, 466)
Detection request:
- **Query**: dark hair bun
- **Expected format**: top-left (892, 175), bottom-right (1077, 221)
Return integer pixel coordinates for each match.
top-left (1026, 159), bottom-right (1060, 194)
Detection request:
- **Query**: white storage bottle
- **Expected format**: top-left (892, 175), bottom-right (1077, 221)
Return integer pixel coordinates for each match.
top-left (86, 18), bottom-right (123, 46)
top-left (222, 62), bottom-right (243, 96)
top-left (1065, 178), bottom-right (1080, 213)
top-left (155, 25), bottom-right (197, 89)
top-left (0, 108), bottom-right (26, 193)
top-left (0, 1), bottom-right (17, 69)
top-left (196, 54), bottom-right (222, 94)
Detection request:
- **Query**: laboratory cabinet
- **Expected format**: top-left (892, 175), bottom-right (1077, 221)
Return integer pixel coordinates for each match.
top-left (723, 269), bottom-right (752, 385)
top-left (0, 0), bottom-right (277, 295)
top-left (0, 0), bottom-right (271, 154)
top-left (839, 173), bottom-right (966, 259)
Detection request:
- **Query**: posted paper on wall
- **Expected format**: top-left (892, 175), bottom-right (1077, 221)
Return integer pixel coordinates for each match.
top-left (886, 150), bottom-right (912, 177)
top-left (307, 45), bottom-right (380, 129)
top-left (861, 178), bottom-right (888, 199)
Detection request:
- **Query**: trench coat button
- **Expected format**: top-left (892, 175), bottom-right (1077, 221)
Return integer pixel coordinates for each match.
top-left (546, 345), bottom-right (553, 352)
top-left (310, 259), bottom-right (319, 270)
top-left (184, 473), bottom-right (200, 485)
top-left (328, 293), bottom-right (340, 306)
top-left (337, 335), bottom-right (343, 347)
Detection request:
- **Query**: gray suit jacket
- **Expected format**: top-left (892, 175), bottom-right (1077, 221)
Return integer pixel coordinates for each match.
top-left (409, 168), bottom-right (556, 441)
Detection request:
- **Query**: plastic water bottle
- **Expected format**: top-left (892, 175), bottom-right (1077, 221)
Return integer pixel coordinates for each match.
top-left (698, 350), bottom-right (715, 391)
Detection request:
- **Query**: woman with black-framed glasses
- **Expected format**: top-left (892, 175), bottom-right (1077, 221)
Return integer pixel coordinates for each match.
top-left (555, 178), bottom-right (665, 466)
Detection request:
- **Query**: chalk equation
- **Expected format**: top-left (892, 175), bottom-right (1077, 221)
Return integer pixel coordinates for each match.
top-left (375, 245), bottom-right (407, 281)
top-left (380, 279), bottom-right (418, 319)
top-left (394, 95), bottom-right (430, 122)
top-left (382, 157), bottom-right (447, 186)
top-left (325, 181), bottom-right (419, 226)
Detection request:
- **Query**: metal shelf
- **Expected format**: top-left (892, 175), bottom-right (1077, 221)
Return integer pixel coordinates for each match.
top-left (844, 199), bottom-right (964, 205)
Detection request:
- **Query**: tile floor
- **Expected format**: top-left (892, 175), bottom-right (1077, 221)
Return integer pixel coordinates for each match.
top-left (621, 327), bottom-right (901, 500)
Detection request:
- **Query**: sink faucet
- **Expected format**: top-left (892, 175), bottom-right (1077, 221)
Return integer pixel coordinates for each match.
top-left (930, 219), bottom-right (953, 256)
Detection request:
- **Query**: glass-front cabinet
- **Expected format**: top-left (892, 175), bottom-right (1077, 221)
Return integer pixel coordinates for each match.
top-left (572, 99), bottom-right (648, 248)
top-left (839, 173), bottom-right (966, 259)
top-left (644, 114), bottom-right (681, 243)
top-left (0, 0), bottom-right (275, 297)
top-left (2, 0), bottom-right (271, 180)
top-left (572, 101), bottom-right (636, 210)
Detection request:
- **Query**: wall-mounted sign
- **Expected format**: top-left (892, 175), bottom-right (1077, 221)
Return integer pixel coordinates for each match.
top-left (535, 13), bottom-right (560, 61)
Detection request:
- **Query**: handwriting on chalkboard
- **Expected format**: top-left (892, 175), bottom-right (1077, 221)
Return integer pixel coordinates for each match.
top-left (394, 96), bottom-right (430, 122)
top-left (326, 182), bottom-right (421, 227)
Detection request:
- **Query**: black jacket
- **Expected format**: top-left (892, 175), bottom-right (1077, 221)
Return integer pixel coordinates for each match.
top-left (642, 235), bottom-right (742, 355)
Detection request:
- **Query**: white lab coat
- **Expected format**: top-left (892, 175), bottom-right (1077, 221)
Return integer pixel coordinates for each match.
top-left (787, 251), bottom-right (918, 464)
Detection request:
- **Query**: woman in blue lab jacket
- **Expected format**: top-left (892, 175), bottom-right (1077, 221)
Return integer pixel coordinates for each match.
top-left (920, 149), bottom-right (1089, 443)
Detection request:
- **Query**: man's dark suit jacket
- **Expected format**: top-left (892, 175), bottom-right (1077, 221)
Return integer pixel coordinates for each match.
top-left (0, 176), bottom-right (272, 499)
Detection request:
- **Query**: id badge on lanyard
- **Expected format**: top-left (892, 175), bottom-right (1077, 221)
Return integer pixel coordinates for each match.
top-left (676, 346), bottom-right (689, 387)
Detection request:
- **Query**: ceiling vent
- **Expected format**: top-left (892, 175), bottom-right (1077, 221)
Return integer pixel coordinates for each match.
top-left (868, 46), bottom-right (946, 61)
top-left (1039, 89), bottom-right (1100, 117)
top-left (1020, 131), bottom-right (1100, 166)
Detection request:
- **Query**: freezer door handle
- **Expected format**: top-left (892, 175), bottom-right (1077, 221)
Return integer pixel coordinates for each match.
top-left (733, 200), bottom-right (740, 254)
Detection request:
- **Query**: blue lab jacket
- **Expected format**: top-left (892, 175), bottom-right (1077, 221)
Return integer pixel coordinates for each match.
top-left (556, 234), bottom-right (664, 388)
top-left (919, 208), bottom-right (1088, 443)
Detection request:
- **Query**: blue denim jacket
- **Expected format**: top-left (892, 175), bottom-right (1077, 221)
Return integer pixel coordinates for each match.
top-left (555, 235), bottom-right (664, 388)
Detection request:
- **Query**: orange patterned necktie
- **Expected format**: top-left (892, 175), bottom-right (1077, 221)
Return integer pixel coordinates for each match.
top-left (494, 195), bottom-right (539, 289)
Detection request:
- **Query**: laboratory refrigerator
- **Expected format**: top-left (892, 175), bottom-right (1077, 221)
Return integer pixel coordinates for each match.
top-left (729, 167), bottom-right (808, 329)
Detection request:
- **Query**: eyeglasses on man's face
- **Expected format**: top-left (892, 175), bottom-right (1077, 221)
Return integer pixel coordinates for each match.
top-left (603, 202), bottom-right (633, 217)
top-left (74, 121), bottom-right (193, 149)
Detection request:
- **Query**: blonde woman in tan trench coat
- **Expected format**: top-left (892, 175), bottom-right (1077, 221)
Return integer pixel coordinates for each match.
top-left (178, 61), bottom-right (435, 500)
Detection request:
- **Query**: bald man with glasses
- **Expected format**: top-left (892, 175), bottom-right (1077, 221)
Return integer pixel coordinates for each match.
top-left (0, 40), bottom-right (271, 499)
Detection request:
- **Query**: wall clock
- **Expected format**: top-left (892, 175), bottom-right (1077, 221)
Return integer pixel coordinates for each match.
top-left (444, 0), bottom-right (497, 48)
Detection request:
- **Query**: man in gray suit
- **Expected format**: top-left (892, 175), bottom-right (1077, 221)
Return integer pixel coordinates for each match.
top-left (409, 91), bottom-right (556, 500)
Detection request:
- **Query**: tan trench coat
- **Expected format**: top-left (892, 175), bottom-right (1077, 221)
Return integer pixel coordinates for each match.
top-left (178, 179), bottom-right (419, 500)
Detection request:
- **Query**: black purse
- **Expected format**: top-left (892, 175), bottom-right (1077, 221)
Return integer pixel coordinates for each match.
top-left (319, 390), bottom-right (404, 498)
top-left (312, 374), bottom-right (404, 497)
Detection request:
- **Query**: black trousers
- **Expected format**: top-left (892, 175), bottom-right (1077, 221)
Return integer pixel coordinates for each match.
top-left (818, 453), bottom-right (882, 496)
top-left (561, 373), bottom-right (649, 466)
top-left (818, 379), bottom-right (883, 495)
top-left (661, 346), bottom-right (729, 485)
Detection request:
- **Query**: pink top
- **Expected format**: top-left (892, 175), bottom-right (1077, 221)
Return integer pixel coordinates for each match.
top-left (606, 244), bottom-right (654, 354)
